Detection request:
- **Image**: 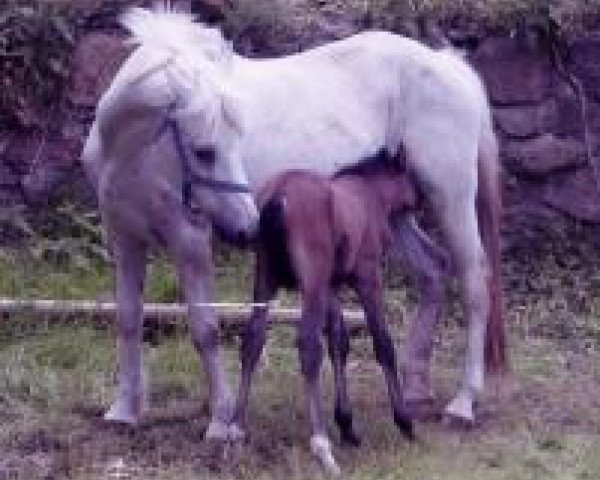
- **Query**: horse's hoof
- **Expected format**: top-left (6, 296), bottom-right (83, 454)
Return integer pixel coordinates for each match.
top-left (103, 402), bottom-right (140, 425)
top-left (228, 423), bottom-right (247, 443)
top-left (402, 374), bottom-right (434, 405)
top-left (442, 413), bottom-right (474, 430)
top-left (403, 387), bottom-right (435, 405)
top-left (443, 397), bottom-right (475, 428)
top-left (310, 434), bottom-right (341, 477)
top-left (205, 419), bottom-right (231, 442)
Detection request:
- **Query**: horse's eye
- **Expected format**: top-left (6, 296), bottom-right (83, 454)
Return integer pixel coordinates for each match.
top-left (194, 148), bottom-right (216, 166)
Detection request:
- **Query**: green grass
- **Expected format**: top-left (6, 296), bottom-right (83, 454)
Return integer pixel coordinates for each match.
top-left (0, 248), bottom-right (255, 303)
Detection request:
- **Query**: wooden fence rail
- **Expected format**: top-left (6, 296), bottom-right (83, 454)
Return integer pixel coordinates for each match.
top-left (0, 298), bottom-right (366, 329)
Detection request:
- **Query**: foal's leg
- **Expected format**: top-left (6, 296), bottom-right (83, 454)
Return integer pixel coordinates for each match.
top-left (174, 226), bottom-right (234, 440)
top-left (230, 247), bottom-right (276, 440)
top-left (299, 288), bottom-right (340, 475)
top-left (392, 215), bottom-right (448, 405)
top-left (325, 294), bottom-right (360, 446)
top-left (354, 270), bottom-right (414, 440)
top-left (104, 234), bottom-right (147, 424)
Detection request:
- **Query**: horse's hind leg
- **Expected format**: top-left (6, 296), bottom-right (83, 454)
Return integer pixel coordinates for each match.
top-left (325, 294), bottom-right (360, 446)
top-left (392, 215), bottom-right (447, 408)
top-left (404, 112), bottom-right (491, 423)
top-left (414, 166), bottom-right (490, 422)
top-left (173, 226), bottom-right (233, 440)
top-left (230, 247), bottom-right (277, 440)
top-left (354, 270), bottom-right (414, 440)
top-left (104, 234), bottom-right (147, 424)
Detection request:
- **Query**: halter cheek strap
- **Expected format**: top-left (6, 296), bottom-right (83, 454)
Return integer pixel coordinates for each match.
top-left (162, 116), bottom-right (252, 211)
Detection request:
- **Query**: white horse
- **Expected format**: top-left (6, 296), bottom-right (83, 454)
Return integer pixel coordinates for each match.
top-left (82, 6), bottom-right (505, 457)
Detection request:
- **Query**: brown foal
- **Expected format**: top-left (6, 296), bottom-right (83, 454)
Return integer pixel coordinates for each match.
top-left (232, 152), bottom-right (427, 472)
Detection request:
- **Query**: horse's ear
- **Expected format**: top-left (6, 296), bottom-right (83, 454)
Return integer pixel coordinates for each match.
top-left (220, 88), bottom-right (244, 136)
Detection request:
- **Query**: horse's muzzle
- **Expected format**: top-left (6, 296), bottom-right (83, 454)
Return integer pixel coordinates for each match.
top-left (213, 224), bottom-right (256, 249)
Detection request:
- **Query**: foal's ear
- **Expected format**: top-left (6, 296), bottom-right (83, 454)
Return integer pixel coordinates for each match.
top-left (219, 87), bottom-right (244, 136)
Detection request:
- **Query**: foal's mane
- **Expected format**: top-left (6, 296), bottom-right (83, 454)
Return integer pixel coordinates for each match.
top-left (333, 149), bottom-right (407, 179)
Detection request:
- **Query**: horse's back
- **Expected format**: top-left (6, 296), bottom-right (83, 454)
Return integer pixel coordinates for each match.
top-left (235, 30), bottom-right (491, 190)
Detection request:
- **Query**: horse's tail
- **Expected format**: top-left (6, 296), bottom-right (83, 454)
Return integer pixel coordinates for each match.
top-left (477, 112), bottom-right (507, 374)
top-left (259, 196), bottom-right (296, 288)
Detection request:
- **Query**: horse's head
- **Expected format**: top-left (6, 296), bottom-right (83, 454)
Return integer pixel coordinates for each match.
top-left (99, 7), bottom-right (259, 244)
top-left (162, 50), bottom-right (257, 244)
top-left (166, 93), bottom-right (258, 245)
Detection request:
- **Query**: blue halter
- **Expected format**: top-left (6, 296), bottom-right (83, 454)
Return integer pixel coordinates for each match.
top-left (160, 115), bottom-right (251, 211)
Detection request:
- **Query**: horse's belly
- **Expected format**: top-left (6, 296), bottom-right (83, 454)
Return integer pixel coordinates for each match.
top-left (241, 109), bottom-right (386, 191)
top-left (243, 139), bottom-right (374, 191)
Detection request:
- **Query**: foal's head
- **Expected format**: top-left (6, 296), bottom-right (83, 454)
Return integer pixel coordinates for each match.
top-left (335, 149), bottom-right (419, 215)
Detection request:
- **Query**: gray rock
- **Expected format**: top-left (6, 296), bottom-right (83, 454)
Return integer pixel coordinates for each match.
top-left (504, 134), bottom-right (586, 177)
top-left (571, 34), bottom-right (600, 103)
top-left (473, 36), bottom-right (551, 106)
top-left (68, 33), bottom-right (130, 109)
top-left (494, 105), bottom-right (546, 139)
top-left (544, 81), bottom-right (600, 140)
top-left (543, 167), bottom-right (600, 223)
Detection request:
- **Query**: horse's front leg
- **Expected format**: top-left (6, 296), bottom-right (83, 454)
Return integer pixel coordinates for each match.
top-left (299, 289), bottom-right (340, 475)
top-left (325, 294), bottom-right (360, 446)
top-left (174, 227), bottom-right (233, 441)
top-left (105, 234), bottom-right (147, 424)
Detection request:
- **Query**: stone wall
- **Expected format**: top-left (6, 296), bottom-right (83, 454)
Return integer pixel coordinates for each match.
top-left (473, 33), bottom-right (600, 227)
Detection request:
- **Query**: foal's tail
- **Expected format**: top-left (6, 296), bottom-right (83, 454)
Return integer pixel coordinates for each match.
top-left (477, 114), bottom-right (507, 374)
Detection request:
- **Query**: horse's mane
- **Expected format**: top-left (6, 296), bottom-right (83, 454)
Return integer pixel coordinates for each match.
top-left (119, 6), bottom-right (233, 64)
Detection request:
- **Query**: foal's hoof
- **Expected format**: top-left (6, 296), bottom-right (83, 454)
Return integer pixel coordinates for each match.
top-left (334, 408), bottom-right (361, 447)
top-left (393, 411), bottom-right (416, 441)
top-left (340, 430), bottom-right (361, 447)
top-left (310, 435), bottom-right (341, 477)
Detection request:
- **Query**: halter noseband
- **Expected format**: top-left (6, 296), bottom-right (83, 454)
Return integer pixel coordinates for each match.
top-left (162, 116), bottom-right (251, 211)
